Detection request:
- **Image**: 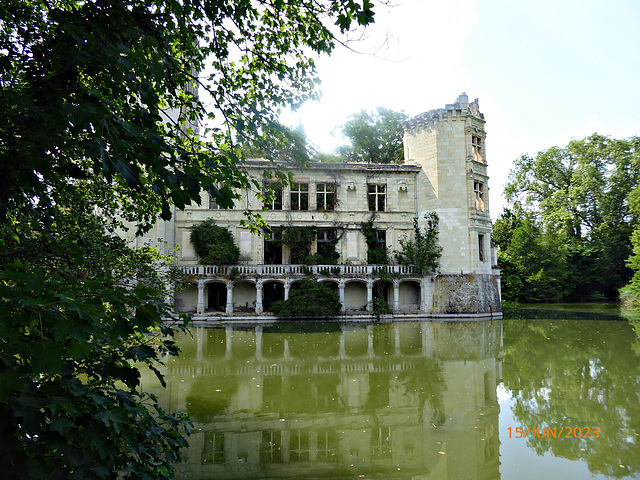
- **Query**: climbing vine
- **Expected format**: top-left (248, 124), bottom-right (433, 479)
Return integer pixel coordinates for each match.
top-left (396, 213), bottom-right (443, 274)
top-left (361, 220), bottom-right (389, 264)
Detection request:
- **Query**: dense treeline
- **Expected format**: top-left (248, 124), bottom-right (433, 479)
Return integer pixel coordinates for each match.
top-left (495, 134), bottom-right (640, 303)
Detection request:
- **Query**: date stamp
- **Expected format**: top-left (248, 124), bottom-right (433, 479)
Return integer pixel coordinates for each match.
top-left (507, 426), bottom-right (600, 439)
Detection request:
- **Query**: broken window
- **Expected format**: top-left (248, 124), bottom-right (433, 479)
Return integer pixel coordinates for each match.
top-left (290, 182), bottom-right (309, 210)
top-left (368, 184), bottom-right (386, 212)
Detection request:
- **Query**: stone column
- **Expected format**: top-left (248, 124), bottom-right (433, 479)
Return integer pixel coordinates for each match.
top-left (393, 279), bottom-right (400, 312)
top-left (394, 324), bottom-right (401, 355)
top-left (367, 324), bottom-right (375, 357)
top-left (196, 278), bottom-right (206, 314)
top-left (339, 329), bottom-right (346, 358)
top-left (255, 279), bottom-right (263, 314)
top-left (225, 325), bottom-right (233, 359)
top-left (255, 325), bottom-right (263, 361)
top-left (421, 276), bottom-right (434, 313)
top-left (226, 281), bottom-right (234, 314)
top-left (284, 279), bottom-right (291, 301)
top-left (338, 279), bottom-right (346, 312)
top-left (366, 279), bottom-right (374, 312)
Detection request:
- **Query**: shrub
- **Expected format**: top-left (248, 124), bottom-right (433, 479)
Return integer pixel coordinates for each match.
top-left (270, 279), bottom-right (341, 317)
top-left (190, 219), bottom-right (240, 265)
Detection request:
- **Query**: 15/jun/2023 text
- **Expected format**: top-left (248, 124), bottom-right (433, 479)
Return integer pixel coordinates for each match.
top-left (507, 426), bottom-right (600, 439)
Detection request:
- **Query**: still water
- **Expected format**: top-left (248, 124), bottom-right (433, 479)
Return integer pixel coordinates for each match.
top-left (144, 305), bottom-right (640, 479)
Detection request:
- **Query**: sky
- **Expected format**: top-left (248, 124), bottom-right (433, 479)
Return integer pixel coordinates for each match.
top-left (280, 0), bottom-right (640, 218)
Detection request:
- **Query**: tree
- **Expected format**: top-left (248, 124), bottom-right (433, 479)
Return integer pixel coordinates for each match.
top-left (190, 219), bottom-right (240, 265)
top-left (0, 0), bottom-right (378, 478)
top-left (336, 107), bottom-right (408, 163)
top-left (503, 134), bottom-right (640, 302)
top-left (396, 213), bottom-right (443, 274)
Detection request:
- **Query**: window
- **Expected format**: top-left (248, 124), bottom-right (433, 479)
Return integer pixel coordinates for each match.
top-left (368, 184), bottom-right (386, 212)
top-left (474, 181), bottom-right (485, 211)
top-left (316, 430), bottom-right (337, 462)
top-left (208, 184), bottom-right (230, 209)
top-left (472, 135), bottom-right (483, 163)
top-left (316, 183), bottom-right (335, 210)
top-left (263, 183), bottom-right (283, 210)
top-left (316, 229), bottom-right (337, 263)
top-left (260, 431), bottom-right (282, 463)
top-left (202, 433), bottom-right (225, 465)
top-left (264, 227), bottom-right (283, 265)
top-left (371, 427), bottom-right (392, 459)
top-left (289, 429), bottom-right (309, 462)
top-left (290, 182), bottom-right (309, 211)
top-left (478, 234), bottom-right (485, 262)
top-left (376, 230), bottom-right (386, 251)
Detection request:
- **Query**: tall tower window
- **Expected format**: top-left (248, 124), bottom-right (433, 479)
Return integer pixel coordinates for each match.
top-left (478, 234), bottom-right (485, 262)
top-left (474, 181), bottom-right (485, 211)
top-left (472, 135), bottom-right (483, 163)
top-left (290, 182), bottom-right (309, 210)
top-left (368, 184), bottom-right (386, 212)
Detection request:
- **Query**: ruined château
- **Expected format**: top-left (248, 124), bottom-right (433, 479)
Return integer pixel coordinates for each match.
top-left (129, 93), bottom-right (501, 318)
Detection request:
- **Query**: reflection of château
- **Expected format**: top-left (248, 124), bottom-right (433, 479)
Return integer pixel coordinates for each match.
top-left (147, 321), bottom-right (502, 479)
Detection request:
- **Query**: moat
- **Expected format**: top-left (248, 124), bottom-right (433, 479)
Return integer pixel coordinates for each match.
top-left (142, 305), bottom-right (640, 479)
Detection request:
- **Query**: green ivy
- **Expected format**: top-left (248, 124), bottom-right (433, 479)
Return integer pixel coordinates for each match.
top-left (361, 221), bottom-right (389, 264)
top-left (396, 213), bottom-right (443, 274)
top-left (190, 219), bottom-right (240, 265)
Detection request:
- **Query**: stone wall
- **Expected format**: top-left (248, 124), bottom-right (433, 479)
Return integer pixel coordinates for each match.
top-left (430, 274), bottom-right (501, 315)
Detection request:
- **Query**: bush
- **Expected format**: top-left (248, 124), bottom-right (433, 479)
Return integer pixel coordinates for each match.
top-left (190, 219), bottom-right (240, 265)
top-left (270, 279), bottom-right (341, 317)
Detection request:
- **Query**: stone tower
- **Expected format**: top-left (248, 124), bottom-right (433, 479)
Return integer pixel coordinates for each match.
top-left (404, 94), bottom-right (500, 314)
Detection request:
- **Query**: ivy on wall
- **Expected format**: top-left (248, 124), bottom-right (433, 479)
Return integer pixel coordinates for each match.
top-left (190, 219), bottom-right (240, 265)
top-left (361, 220), bottom-right (389, 265)
top-left (396, 213), bottom-right (443, 274)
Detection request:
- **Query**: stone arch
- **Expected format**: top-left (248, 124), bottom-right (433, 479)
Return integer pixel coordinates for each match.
top-left (263, 280), bottom-right (285, 312)
top-left (399, 280), bottom-right (421, 311)
top-left (343, 279), bottom-right (368, 311)
top-left (233, 280), bottom-right (257, 312)
top-left (206, 280), bottom-right (227, 312)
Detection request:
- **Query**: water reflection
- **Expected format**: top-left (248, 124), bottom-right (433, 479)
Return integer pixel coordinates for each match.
top-left (147, 321), bottom-right (503, 479)
top-left (502, 317), bottom-right (640, 479)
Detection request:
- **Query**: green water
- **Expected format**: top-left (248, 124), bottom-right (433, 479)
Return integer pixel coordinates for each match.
top-left (143, 306), bottom-right (640, 479)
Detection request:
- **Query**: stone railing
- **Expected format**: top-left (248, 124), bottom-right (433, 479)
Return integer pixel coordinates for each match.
top-left (179, 264), bottom-right (418, 277)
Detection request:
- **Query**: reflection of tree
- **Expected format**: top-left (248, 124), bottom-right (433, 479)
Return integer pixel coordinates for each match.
top-left (503, 319), bottom-right (640, 478)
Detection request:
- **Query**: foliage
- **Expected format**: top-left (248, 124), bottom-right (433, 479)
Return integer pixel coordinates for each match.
top-left (501, 134), bottom-right (640, 302)
top-left (361, 220), bottom-right (389, 264)
top-left (0, 210), bottom-right (192, 479)
top-left (240, 123), bottom-right (313, 164)
top-left (190, 219), bottom-right (240, 265)
top-left (396, 213), bottom-right (443, 274)
top-left (270, 279), bottom-right (341, 317)
top-left (0, 0), bottom-right (378, 477)
top-left (336, 108), bottom-right (408, 163)
top-left (282, 226), bottom-right (317, 264)
top-left (372, 296), bottom-right (392, 314)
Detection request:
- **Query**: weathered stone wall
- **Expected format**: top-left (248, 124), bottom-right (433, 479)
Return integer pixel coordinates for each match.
top-left (430, 274), bottom-right (501, 315)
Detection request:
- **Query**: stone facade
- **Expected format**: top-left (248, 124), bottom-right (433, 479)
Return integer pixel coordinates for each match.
top-left (126, 93), bottom-right (501, 317)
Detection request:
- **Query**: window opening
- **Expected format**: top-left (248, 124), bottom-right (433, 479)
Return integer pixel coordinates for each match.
top-left (472, 135), bottom-right (483, 163)
top-left (290, 182), bottom-right (309, 210)
top-left (368, 184), bottom-right (386, 212)
top-left (474, 181), bottom-right (485, 211)
top-left (202, 433), bottom-right (225, 465)
top-left (478, 234), bottom-right (485, 262)
top-left (264, 183), bottom-right (283, 210)
top-left (316, 183), bottom-right (335, 210)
